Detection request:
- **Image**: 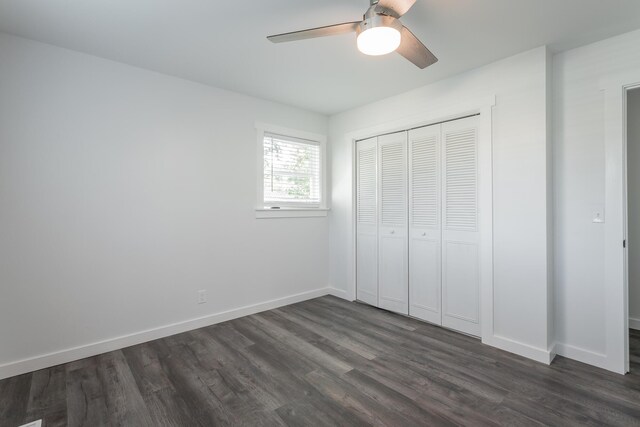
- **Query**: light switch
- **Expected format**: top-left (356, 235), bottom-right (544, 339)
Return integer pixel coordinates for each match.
top-left (592, 205), bottom-right (605, 223)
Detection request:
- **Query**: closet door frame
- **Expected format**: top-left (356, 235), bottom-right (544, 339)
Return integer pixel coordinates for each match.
top-left (348, 96), bottom-right (495, 342)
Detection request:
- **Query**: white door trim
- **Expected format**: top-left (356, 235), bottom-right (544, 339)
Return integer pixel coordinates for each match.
top-left (346, 95), bottom-right (495, 341)
top-left (601, 71), bottom-right (640, 374)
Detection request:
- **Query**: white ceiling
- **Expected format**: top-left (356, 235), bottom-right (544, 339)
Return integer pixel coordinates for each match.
top-left (1, 0), bottom-right (640, 115)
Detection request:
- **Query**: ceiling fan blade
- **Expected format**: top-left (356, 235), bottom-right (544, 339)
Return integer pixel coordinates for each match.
top-left (374, 0), bottom-right (416, 18)
top-left (267, 22), bottom-right (360, 43)
top-left (397, 26), bottom-right (438, 69)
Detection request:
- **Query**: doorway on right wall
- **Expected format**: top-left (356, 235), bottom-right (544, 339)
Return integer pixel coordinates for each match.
top-left (627, 87), bottom-right (640, 371)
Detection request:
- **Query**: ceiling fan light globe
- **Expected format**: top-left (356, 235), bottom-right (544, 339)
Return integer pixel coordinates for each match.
top-left (357, 26), bottom-right (401, 56)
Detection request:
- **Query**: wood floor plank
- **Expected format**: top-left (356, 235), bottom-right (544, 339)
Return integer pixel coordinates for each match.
top-left (25, 365), bottom-right (67, 427)
top-left (256, 310), bottom-right (383, 382)
top-left (96, 350), bottom-right (155, 426)
top-left (343, 368), bottom-right (458, 426)
top-left (304, 368), bottom-right (429, 426)
top-left (272, 306), bottom-right (379, 360)
top-left (122, 343), bottom-right (198, 427)
top-left (3, 295), bottom-right (640, 426)
top-left (122, 342), bottom-right (175, 396)
top-left (141, 388), bottom-right (202, 427)
top-left (312, 297), bottom-right (418, 332)
top-left (150, 337), bottom-right (238, 426)
top-left (246, 314), bottom-right (354, 375)
top-left (191, 328), bottom-right (289, 411)
top-left (65, 358), bottom-right (111, 427)
top-left (0, 373), bottom-right (32, 426)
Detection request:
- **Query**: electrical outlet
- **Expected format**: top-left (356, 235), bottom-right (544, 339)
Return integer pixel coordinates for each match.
top-left (197, 290), bottom-right (207, 304)
top-left (592, 204), bottom-right (605, 223)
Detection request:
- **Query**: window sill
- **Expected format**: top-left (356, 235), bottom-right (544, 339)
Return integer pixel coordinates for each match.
top-left (255, 208), bottom-right (330, 219)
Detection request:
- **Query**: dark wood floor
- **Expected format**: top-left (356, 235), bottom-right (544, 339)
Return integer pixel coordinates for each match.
top-left (2, 296), bottom-right (640, 427)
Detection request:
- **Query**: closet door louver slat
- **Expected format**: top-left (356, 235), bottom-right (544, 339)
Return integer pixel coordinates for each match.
top-left (411, 135), bottom-right (438, 228)
top-left (357, 147), bottom-right (376, 225)
top-left (444, 128), bottom-right (477, 231)
top-left (381, 142), bottom-right (406, 226)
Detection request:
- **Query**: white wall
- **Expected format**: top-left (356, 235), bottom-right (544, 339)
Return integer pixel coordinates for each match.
top-left (554, 29), bottom-right (640, 364)
top-left (628, 88), bottom-right (640, 328)
top-left (329, 47), bottom-right (553, 359)
top-left (0, 33), bottom-right (329, 377)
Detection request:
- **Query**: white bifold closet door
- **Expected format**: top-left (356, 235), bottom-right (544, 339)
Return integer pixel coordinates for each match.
top-left (377, 132), bottom-right (409, 315)
top-left (356, 116), bottom-right (480, 336)
top-left (408, 124), bottom-right (442, 324)
top-left (356, 137), bottom-right (379, 306)
top-left (441, 117), bottom-right (480, 337)
top-left (408, 116), bottom-right (480, 337)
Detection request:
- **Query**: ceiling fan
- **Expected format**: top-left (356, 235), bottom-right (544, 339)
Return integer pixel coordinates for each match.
top-left (267, 0), bottom-right (437, 69)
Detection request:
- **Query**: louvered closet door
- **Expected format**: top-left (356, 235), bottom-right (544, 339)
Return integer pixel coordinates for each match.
top-left (356, 137), bottom-right (379, 306)
top-left (441, 116), bottom-right (480, 337)
top-left (408, 124), bottom-right (442, 324)
top-left (378, 132), bottom-right (408, 315)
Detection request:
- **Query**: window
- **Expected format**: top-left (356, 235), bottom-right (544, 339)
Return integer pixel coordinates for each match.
top-left (263, 133), bottom-right (320, 206)
top-left (256, 123), bottom-right (327, 218)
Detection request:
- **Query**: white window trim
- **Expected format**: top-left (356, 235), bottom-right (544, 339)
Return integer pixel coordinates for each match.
top-left (255, 122), bottom-right (328, 218)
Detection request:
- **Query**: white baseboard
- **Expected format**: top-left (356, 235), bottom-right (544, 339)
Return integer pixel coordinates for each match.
top-left (549, 342), bottom-right (558, 363)
top-left (555, 342), bottom-right (609, 370)
top-left (327, 287), bottom-right (352, 300)
top-left (630, 317), bottom-right (640, 330)
top-left (0, 287), bottom-right (330, 381)
top-left (482, 334), bottom-right (553, 364)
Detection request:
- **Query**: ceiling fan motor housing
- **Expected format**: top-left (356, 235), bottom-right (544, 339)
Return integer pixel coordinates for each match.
top-left (356, 13), bottom-right (402, 38)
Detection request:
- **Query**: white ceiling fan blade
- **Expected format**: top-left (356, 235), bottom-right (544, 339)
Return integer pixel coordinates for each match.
top-left (397, 26), bottom-right (438, 69)
top-left (268, 22), bottom-right (360, 43)
top-left (374, 0), bottom-right (416, 18)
